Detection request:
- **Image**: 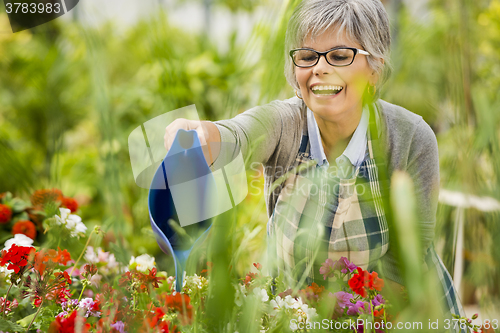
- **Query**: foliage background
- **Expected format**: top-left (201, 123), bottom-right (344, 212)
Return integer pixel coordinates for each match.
top-left (0, 0), bottom-right (499, 317)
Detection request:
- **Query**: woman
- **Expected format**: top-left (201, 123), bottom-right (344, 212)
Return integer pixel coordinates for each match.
top-left (164, 0), bottom-right (465, 328)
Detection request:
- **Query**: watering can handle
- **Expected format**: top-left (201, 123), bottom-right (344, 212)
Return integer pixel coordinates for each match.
top-left (164, 119), bottom-right (221, 166)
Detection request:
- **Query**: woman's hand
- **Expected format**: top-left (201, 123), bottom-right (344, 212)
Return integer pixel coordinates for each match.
top-left (164, 119), bottom-right (221, 166)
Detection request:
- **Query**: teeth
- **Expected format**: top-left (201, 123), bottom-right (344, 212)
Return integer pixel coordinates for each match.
top-left (311, 85), bottom-right (343, 91)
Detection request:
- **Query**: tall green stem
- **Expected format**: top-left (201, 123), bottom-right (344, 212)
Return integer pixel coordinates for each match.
top-left (2, 283), bottom-right (13, 319)
top-left (370, 298), bottom-right (375, 333)
top-left (26, 299), bottom-right (43, 332)
top-left (78, 282), bottom-right (87, 303)
top-left (70, 229), bottom-right (96, 276)
top-left (383, 304), bottom-right (388, 333)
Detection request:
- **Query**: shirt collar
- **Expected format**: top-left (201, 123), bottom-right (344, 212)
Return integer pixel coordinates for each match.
top-left (307, 105), bottom-right (369, 167)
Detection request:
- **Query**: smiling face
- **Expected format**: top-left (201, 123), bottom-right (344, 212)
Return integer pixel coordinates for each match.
top-left (295, 29), bottom-right (377, 123)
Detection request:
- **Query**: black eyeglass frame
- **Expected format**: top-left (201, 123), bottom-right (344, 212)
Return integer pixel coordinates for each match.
top-left (289, 47), bottom-right (371, 68)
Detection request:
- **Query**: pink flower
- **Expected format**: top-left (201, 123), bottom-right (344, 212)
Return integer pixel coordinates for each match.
top-left (111, 321), bottom-right (126, 333)
top-left (347, 301), bottom-right (371, 316)
top-left (319, 257), bottom-right (358, 280)
top-left (319, 258), bottom-right (335, 280)
top-left (336, 257), bottom-right (358, 274)
top-left (333, 291), bottom-right (354, 308)
top-left (0, 297), bottom-right (18, 315)
top-left (372, 294), bottom-right (385, 306)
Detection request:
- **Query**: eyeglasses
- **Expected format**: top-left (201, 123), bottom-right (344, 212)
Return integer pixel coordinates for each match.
top-left (289, 47), bottom-right (370, 68)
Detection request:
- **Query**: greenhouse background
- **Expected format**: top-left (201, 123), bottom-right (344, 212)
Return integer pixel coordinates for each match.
top-left (0, 0), bottom-right (499, 331)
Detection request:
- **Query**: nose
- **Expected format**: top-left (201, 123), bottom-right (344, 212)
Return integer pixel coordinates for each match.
top-left (312, 54), bottom-right (332, 76)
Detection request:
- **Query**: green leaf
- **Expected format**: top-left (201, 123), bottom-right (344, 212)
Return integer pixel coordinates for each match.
top-left (4, 192), bottom-right (13, 202)
top-left (11, 198), bottom-right (28, 213)
top-left (12, 212), bottom-right (29, 222)
top-left (0, 317), bottom-right (24, 331)
top-left (110, 239), bottom-right (131, 266)
top-left (17, 312), bottom-right (36, 327)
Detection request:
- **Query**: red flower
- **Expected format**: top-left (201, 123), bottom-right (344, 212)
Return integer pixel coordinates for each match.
top-left (0, 244), bottom-right (35, 274)
top-left (0, 204), bottom-right (12, 224)
top-left (55, 271), bottom-right (72, 285)
top-left (200, 261), bottom-right (213, 276)
top-left (147, 307), bottom-right (166, 328)
top-left (34, 296), bottom-right (43, 307)
top-left (164, 293), bottom-right (193, 325)
top-left (31, 188), bottom-right (63, 207)
top-left (48, 310), bottom-right (91, 333)
top-left (26, 271), bottom-right (72, 307)
top-left (165, 293), bottom-right (191, 313)
top-left (12, 220), bottom-right (37, 239)
top-left (82, 264), bottom-right (98, 279)
top-left (253, 262), bottom-right (262, 270)
top-left (348, 267), bottom-right (370, 298)
top-left (146, 267), bottom-right (164, 288)
top-left (119, 268), bottom-right (163, 294)
top-left (0, 297), bottom-right (19, 314)
top-left (373, 308), bottom-right (385, 317)
top-left (348, 267), bottom-right (385, 298)
top-left (243, 272), bottom-right (258, 286)
top-left (61, 197), bottom-right (78, 213)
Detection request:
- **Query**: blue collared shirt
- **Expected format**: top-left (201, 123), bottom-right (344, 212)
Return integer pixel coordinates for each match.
top-left (307, 106), bottom-right (369, 178)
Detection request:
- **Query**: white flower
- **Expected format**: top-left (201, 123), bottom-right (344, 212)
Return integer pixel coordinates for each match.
top-left (129, 254), bottom-right (155, 272)
top-left (235, 291), bottom-right (244, 307)
top-left (105, 253), bottom-right (119, 271)
top-left (79, 297), bottom-right (94, 309)
top-left (0, 265), bottom-right (14, 278)
top-left (84, 246), bottom-right (119, 274)
top-left (55, 208), bottom-right (87, 238)
top-left (300, 303), bottom-right (317, 320)
top-left (84, 246), bottom-right (99, 263)
top-left (184, 274), bottom-right (206, 292)
top-left (3, 234), bottom-right (34, 251)
top-left (284, 295), bottom-right (301, 309)
top-left (253, 287), bottom-right (269, 302)
top-left (234, 284), bottom-right (247, 307)
top-left (90, 273), bottom-right (102, 287)
top-left (269, 296), bottom-right (285, 315)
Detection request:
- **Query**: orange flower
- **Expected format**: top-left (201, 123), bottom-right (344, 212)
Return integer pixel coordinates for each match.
top-left (307, 282), bottom-right (325, 296)
top-left (0, 204), bottom-right (12, 224)
top-left (12, 220), bottom-right (37, 239)
top-left (373, 308), bottom-right (384, 317)
top-left (164, 293), bottom-right (193, 325)
top-left (368, 271), bottom-right (384, 291)
top-left (31, 188), bottom-right (63, 207)
top-left (61, 197), bottom-right (78, 213)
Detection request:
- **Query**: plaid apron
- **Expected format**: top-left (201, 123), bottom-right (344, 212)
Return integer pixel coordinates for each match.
top-left (267, 104), bottom-right (466, 331)
top-left (267, 114), bottom-right (389, 286)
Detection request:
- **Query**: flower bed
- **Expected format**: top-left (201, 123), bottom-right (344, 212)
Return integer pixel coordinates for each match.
top-left (0, 190), bottom-right (482, 333)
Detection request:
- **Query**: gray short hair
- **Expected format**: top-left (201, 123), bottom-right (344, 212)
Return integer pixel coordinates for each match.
top-left (284, 0), bottom-right (391, 99)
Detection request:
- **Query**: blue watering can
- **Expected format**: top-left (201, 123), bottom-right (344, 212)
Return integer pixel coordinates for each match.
top-left (148, 129), bottom-right (216, 291)
top-left (148, 129), bottom-right (248, 292)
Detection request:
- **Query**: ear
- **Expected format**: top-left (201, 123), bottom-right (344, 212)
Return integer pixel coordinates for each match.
top-left (369, 58), bottom-right (384, 85)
